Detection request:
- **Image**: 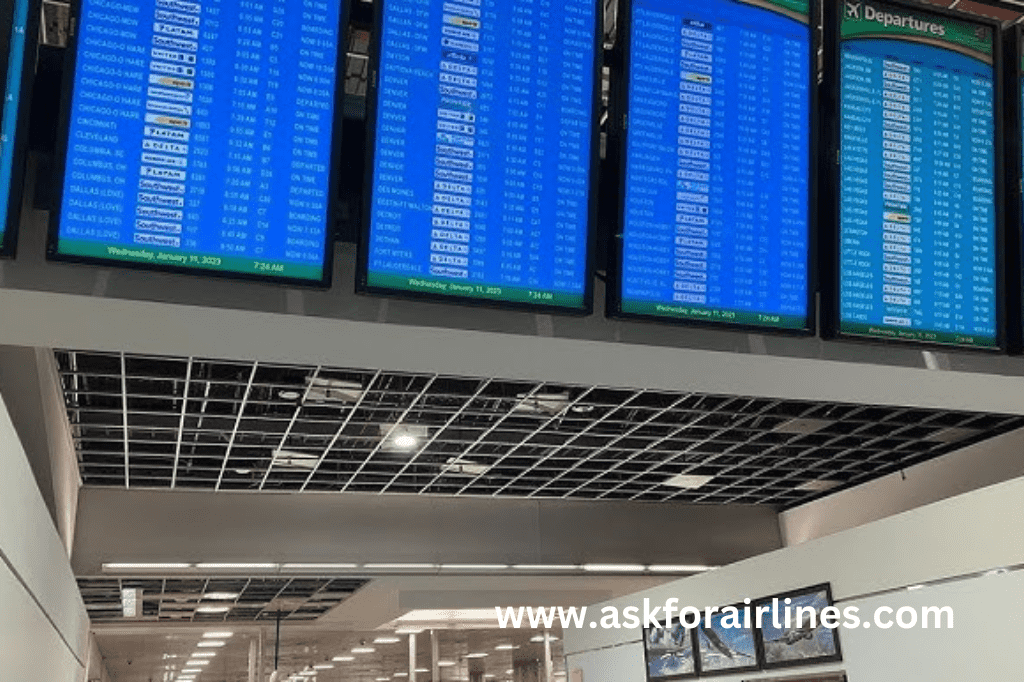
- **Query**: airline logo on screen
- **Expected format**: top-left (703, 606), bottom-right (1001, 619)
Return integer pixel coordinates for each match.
top-left (844, 2), bottom-right (944, 36)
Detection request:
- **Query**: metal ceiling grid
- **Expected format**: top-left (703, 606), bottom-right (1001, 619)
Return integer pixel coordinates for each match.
top-left (76, 576), bottom-right (369, 623)
top-left (55, 350), bottom-right (1024, 508)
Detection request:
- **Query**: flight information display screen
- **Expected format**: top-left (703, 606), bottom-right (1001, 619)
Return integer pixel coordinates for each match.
top-left (361, 0), bottom-right (598, 311)
top-left (50, 0), bottom-right (345, 284)
top-left (614, 0), bottom-right (812, 331)
top-left (836, 0), bottom-right (999, 348)
top-left (0, 0), bottom-right (32, 256)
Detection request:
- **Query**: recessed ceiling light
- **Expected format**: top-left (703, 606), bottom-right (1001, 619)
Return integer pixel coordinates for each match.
top-left (332, 656), bottom-right (355, 662)
top-left (465, 653), bottom-right (488, 658)
top-left (377, 678), bottom-right (391, 681)
top-left (202, 592), bottom-right (239, 600)
top-left (394, 673), bottom-right (408, 677)
top-left (415, 668), bottom-right (429, 673)
top-left (373, 637), bottom-right (401, 644)
top-left (203, 632), bottom-right (233, 638)
top-left (104, 562), bottom-right (192, 570)
top-left (196, 605), bottom-right (230, 613)
top-left (279, 389), bottom-right (303, 401)
top-left (182, 669), bottom-right (202, 674)
top-left (647, 565), bottom-right (716, 572)
top-left (437, 661), bottom-right (456, 667)
top-left (186, 660), bottom-right (210, 666)
top-left (439, 564), bottom-right (509, 570)
top-left (314, 664), bottom-right (334, 670)
top-left (234, 468), bottom-right (252, 475)
top-left (581, 564), bottom-right (644, 572)
top-left (505, 670), bottom-right (514, 675)
top-left (663, 474), bottom-right (715, 489)
top-left (495, 645), bottom-right (518, 651)
top-left (197, 641), bottom-right (225, 648)
top-left (352, 646), bottom-right (376, 653)
top-left (195, 563), bottom-right (278, 570)
top-left (393, 434), bottom-right (418, 449)
top-left (511, 565), bottom-right (579, 571)
top-left (191, 652), bottom-right (216, 658)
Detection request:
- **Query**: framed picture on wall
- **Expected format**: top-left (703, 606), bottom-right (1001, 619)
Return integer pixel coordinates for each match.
top-left (642, 618), bottom-right (698, 680)
top-left (753, 583), bottom-right (843, 670)
top-left (696, 604), bottom-right (760, 676)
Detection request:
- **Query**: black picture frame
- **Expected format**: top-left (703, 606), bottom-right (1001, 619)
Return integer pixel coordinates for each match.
top-left (45, 0), bottom-right (348, 288)
top-left (642, 617), bottom-right (699, 681)
top-left (0, 0), bottom-right (40, 259)
top-left (821, 0), bottom-right (1007, 352)
top-left (753, 583), bottom-right (843, 671)
top-left (355, 0), bottom-right (601, 315)
top-left (605, 0), bottom-right (819, 337)
top-left (695, 602), bottom-right (760, 677)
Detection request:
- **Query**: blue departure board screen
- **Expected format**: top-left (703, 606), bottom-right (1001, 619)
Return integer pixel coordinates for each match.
top-left (837, 1), bottom-right (999, 348)
top-left (615, 0), bottom-right (812, 331)
top-left (50, 0), bottom-right (345, 283)
top-left (0, 0), bottom-right (32, 256)
top-left (361, 0), bottom-right (598, 310)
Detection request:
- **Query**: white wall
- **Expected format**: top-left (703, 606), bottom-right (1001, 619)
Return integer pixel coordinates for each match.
top-left (564, 477), bottom-right (1024, 682)
top-left (0, 390), bottom-right (90, 680)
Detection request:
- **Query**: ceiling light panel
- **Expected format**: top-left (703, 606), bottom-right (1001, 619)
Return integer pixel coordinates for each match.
top-left (77, 576), bottom-right (369, 623)
top-left (57, 351), bottom-right (1024, 506)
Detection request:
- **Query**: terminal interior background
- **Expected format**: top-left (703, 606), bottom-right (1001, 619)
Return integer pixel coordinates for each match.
top-left (2, 0), bottom-right (1024, 681)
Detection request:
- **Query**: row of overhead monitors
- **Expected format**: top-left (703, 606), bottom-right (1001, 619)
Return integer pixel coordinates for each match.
top-left (3, 0), bottom-right (1024, 351)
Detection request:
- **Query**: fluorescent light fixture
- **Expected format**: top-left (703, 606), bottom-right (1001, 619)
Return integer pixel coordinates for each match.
top-left (582, 564), bottom-right (645, 572)
top-left (394, 627), bottom-right (425, 635)
top-left (511, 565), bottom-right (579, 571)
top-left (182, 669), bottom-right (202, 674)
top-left (105, 562), bottom-right (192, 570)
top-left (332, 656), bottom-right (355, 662)
top-left (505, 670), bottom-right (514, 675)
top-left (646, 565), bottom-right (716, 572)
top-left (373, 637), bottom-right (401, 644)
top-left (196, 605), bottom-right (230, 613)
top-left (282, 563), bottom-right (358, 570)
top-left (465, 652), bottom-right (488, 658)
top-left (907, 584), bottom-right (925, 591)
top-left (394, 673), bottom-right (408, 678)
top-left (195, 563), bottom-right (278, 570)
top-left (191, 652), bottom-right (216, 658)
top-left (439, 564), bottom-right (509, 570)
top-left (203, 632), bottom-right (234, 638)
top-left (121, 588), bottom-right (140, 618)
top-left (494, 644), bottom-right (518, 651)
top-left (197, 641), bottom-right (226, 648)
top-left (271, 449), bottom-right (319, 470)
top-left (314, 664), bottom-right (335, 670)
top-left (529, 635), bottom-right (558, 643)
top-left (794, 479), bottom-right (841, 492)
top-left (484, 676), bottom-right (496, 679)
top-left (663, 473), bottom-right (715, 489)
top-left (377, 678), bottom-right (391, 681)
top-left (185, 660), bottom-right (210, 666)
top-left (437, 661), bottom-right (456, 667)
top-left (554, 673), bottom-right (567, 677)
top-left (202, 592), bottom-right (239, 600)
top-left (352, 646), bottom-right (376, 653)
top-left (416, 668), bottom-right (429, 673)
top-left (364, 563), bottom-right (437, 570)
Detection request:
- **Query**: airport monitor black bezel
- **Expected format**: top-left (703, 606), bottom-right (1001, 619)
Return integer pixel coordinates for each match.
top-left (605, 0), bottom-right (819, 337)
top-left (641, 616), bottom-right (700, 682)
top-left (821, 0), bottom-right (1007, 352)
top-left (44, 0), bottom-right (348, 288)
top-left (752, 582), bottom-right (843, 671)
top-left (0, 0), bottom-right (40, 259)
top-left (355, 0), bottom-right (602, 315)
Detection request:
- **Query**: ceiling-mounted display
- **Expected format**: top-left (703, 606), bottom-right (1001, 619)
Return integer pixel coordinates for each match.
top-left (829, 0), bottom-right (1002, 349)
top-left (358, 0), bottom-right (600, 312)
top-left (48, 0), bottom-right (347, 285)
top-left (0, 0), bottom-right (37, 258)
top-left (610, 0), bottom-right (814, 332)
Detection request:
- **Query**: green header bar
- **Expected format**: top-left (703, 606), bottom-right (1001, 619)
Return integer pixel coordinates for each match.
top-left (367, 272), bottom-right (585, 309)
top-left (840, 1), bottom-right (992, 59)
top-left (757, 0), bottom-right (809, 16)
top-left (621, 299), bottom-right (808, 331)
top-left (57, 239), bottom-right (324, 281)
